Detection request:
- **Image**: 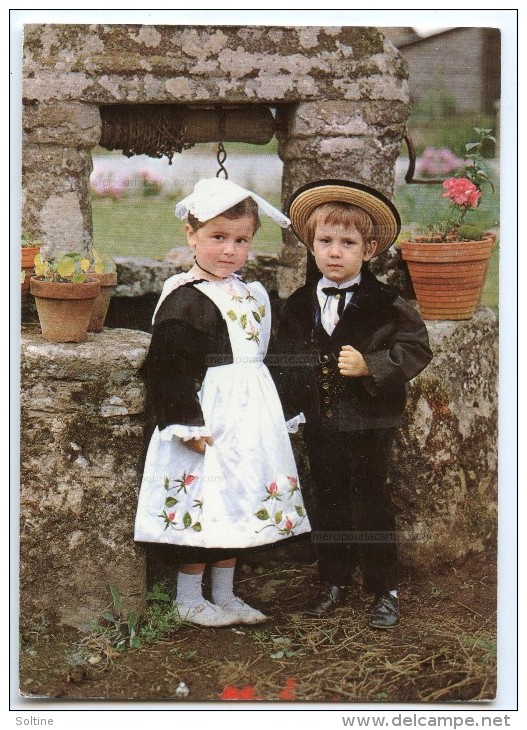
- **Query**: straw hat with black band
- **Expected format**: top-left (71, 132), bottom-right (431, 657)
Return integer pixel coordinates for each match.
top-left (287, 180), bottom-right (401, 257)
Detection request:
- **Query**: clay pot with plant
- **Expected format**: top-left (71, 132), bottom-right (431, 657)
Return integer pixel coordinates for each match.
top-left (399, 128), bottom-right (497, 321)
top-left (21, 233), bottom-right (42, 297)
top-left (87, 250), bottom-right (118, 332)
top-left (30, 252), bottom-right (100, 342)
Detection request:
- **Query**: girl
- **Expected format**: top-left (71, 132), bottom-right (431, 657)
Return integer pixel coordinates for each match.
top-left (134, 177), bottom-right (311, 627)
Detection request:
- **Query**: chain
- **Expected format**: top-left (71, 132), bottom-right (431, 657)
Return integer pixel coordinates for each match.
top-left (216, 142), bottom-right (228, 179)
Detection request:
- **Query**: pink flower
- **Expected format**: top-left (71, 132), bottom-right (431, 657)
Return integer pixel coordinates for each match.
top-left (167, 512), bottom-right (176, 522)
top-left (268, 482), bottom-right (278, 494)
top-left (442, 177), bottom-right (482, 208)
top-left (184, 474), bottom-right (197, 486)
top-left (284, 517), bottom-right (293, 531)
top-left (287, 476), bottom-right (298, 488)
top-left (417, 147), bottom-right (464, 176)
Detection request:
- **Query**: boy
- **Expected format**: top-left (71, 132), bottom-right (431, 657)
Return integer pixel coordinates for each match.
top-left (276, 180), bottom-right (432, 628)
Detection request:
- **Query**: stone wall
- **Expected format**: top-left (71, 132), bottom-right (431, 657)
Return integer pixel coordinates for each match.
top-left (20, 326), bottom-right (150, 631)
top-left (20, 309), bottom-right (498, 631)
top-left (22, 24), bottom-right (410, 296)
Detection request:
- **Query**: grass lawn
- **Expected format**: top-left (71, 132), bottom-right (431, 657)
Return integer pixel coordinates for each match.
top-left (92, 180), bottom-right (499, 314)
top-left (92, 195), bottom-right (284, 258)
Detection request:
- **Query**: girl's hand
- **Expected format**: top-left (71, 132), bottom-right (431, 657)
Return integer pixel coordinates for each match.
top-left (183, 436), bottom-right (214, 454)
top-left (338, 345), bottom-right (370, 377)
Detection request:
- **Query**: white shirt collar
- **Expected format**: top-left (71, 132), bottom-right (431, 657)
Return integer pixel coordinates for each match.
top-left (316, 273), bottom-right (362, 335)
top-left (317, 272), bottom-right (362, 292)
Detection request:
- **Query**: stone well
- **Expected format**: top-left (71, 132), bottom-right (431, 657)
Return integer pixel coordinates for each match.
top-left (20, 308), bottom-right (497, 631)
top-left (22, 23), bottom-right (410, 294)
top-left (19, 24), bottom-right (498, 632)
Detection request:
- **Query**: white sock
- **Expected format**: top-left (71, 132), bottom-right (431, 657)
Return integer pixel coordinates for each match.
top-left (175, 571), bottom-right (204, 607)
top-left (211, 565), bottom-right (236, 606)
top-left (389, 589), bottom-right (398, 599)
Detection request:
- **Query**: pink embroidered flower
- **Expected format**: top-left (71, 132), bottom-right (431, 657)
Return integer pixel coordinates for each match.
top-left (287, 476), bottom-right (298, 489)
top-left (284, 517), bottom-right (293, 531)
top-left (184, 474), bottom-right (197, 486)
top-left (268, 482), bottom-right (278, 494)
top-left (442, 177), bottom-right (482, 208)
top-left (167, 512), bottom-right (176, 522)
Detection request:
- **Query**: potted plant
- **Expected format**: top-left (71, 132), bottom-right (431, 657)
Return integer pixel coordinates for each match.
top-left (21, 233), bottom-right (42, 297)
top-left (87, 250), bottom-right (118, 332)
top-left (399, 128), bottom-right (497, 320)
top-left (30, 252), bottom-right (100, 342)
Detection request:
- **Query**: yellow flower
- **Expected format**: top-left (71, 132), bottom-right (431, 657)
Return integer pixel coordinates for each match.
top-left (80, 258), bottom-right (91, 272)
top-left (57, 258), bottom-right (76, 278)
top-left (34, 253), bottom-right (49, 276)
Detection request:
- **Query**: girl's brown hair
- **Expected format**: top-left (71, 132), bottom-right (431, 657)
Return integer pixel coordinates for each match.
top-left (187, 197), bottom-right (261, 232)
top-left (305, 202), bottom-right (376, 253)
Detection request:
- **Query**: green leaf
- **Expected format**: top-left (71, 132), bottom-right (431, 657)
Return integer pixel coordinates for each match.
top-left (128, 610), bottom-right (138, 633)
top-left (252, 310), bottom-right (261, 323)
top-left (295, 505), bottom-right (305, 517)
top-left (259, 305), bottom-right (266, 318)
top-left (240, 313), bottom-right (247, 328)
top-left (102, 611), bottom-right (116, 622)
top-left (255, 508), bottom-right (270, 521)
top-left (274, 511), bottom-right (283, 524)
top-left (165, 497), bottom-right (178, 507)
top-left (192, 522), bottom-right (202, 532)
top-left (110, 585), bottom-right (121, 611)
top-left (226, 310), bottom-right (237, 321)
top-left (465, 142), bottom-right (479, 151)
top-left (183, 512), bottom-right (192, 528)
top-left (130, 636), bottom-right (141, 649)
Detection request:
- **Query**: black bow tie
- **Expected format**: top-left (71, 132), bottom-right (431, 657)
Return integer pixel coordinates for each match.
top-left (322, 284), bottom-right (359, 316)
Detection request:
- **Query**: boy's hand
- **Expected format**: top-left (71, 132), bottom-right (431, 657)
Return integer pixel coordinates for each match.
top-left (338, 345), bottom-right (370, 377)
top-left (183, 436), bottom-right (214, 454)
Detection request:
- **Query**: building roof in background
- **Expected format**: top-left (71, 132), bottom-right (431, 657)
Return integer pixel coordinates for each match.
top-left (378, 27), bottom-right (420, 46)
top-left (380, 27), bottom-right (461, 48)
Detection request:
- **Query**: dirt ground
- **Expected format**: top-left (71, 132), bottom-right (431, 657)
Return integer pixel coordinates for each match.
top-left (18, 547), bottom-right (497, 704)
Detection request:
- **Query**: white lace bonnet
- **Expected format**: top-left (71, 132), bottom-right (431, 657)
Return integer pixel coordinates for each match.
top-left (175, 177), bottom-right (290, 228)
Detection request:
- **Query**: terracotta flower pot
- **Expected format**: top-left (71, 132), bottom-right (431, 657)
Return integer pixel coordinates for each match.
top-left (30, 277), bottom-right (100, 342)
top-left (21, 245), bottom-right (41, 297)
top-left (88, 271), bottom-right (117, 332)
top-left (399, 235), bottom-right (495, 321)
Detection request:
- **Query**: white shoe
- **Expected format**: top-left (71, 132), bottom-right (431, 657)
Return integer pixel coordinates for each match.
top-left (219, 596), bottom-right (268, 625)
top-left (173, 600), bottom-right (235, 627)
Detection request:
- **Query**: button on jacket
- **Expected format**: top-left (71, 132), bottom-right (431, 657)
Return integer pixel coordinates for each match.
top-left (273, 265), bottom-right (433, 431)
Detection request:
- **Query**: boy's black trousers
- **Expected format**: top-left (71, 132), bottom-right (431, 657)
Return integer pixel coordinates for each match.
top-left (304, 424), bottom-right (398, 594)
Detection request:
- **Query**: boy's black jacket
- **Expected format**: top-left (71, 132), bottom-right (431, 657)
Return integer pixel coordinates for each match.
top-left (271, 266), bottom-right (433, 430)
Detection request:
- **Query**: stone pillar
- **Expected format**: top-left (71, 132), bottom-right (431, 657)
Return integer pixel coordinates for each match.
top-left (20, 326), bottom-right (150, 631)
top-left (22, 101), bottom-right (101, 255)
top-left (277, 96), bottom-right (410, 297)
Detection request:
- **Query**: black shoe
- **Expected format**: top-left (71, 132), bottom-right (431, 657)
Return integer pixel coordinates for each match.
top-left (305, 585), bottom-right (347, 617)
top-left (369, 591), bottom-right (400, 629)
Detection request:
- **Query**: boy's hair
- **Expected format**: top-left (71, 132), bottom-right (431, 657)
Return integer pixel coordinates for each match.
top-left (304, 202), bottom-right (375, 253)
top-left (187, 196), bottom-right (261, 233)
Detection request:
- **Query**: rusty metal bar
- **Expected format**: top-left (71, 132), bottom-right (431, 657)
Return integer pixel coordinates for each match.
top-left (404, 134), bottom-right (447, 185)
